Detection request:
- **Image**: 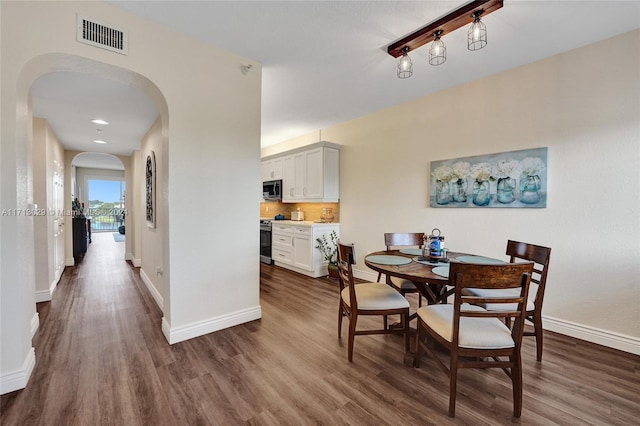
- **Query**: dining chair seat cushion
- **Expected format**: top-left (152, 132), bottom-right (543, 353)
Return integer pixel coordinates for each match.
top-left (390, 277), bottom-right (417, 291)
top-left (341, 283), bottom-right (410, 311)
top-left (417, 304), bottom-right (515, 349)
top-left (462, 288), bottom-right (535, 312)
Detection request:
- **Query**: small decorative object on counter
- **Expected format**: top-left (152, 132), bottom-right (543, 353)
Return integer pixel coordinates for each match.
top-left (423, 228), bottom-right (444, 261)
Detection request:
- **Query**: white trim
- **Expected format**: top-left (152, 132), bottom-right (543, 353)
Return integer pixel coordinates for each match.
top-left (544, 316), bottom-right (640, 356)
top-left (161, 306), bottom-right (262, 345)
top-left (353, 267), bottom-right (378, 283)
top-left (35, 290), bottom-right (51, 303)
top-left (354, 268), bottom-right (640, 356)
top-left (140, 268), bottom-right (163, 312)
top-left (64, 257), bottom-right (75, 266)
top-left (35, 275), bottom-right (61, 303)
top-left (30, 313), bottom-right (39, 338)
top-left (131, 256), bottom-right (141, 267)
top-left (0, 347), bottom-right (36, 395)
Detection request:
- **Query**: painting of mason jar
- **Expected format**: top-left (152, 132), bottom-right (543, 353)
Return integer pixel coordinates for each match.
top-left (429, 147), bottom-right (547, 208)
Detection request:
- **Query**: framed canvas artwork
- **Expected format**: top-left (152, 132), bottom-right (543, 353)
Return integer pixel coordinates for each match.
top-left (430, 147), bottom-right (548, 208)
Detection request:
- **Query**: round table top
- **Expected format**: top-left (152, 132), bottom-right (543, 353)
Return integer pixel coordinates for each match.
top-left (364, 250), bottom-right (489, 285)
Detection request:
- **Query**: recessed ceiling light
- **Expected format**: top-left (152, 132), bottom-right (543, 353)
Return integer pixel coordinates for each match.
top-left (93, 140), bottom-right (107, 144)
top-left (91, 119), bottom-right (109, 125)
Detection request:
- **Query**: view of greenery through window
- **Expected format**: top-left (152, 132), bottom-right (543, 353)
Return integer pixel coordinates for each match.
top-left (88, 179), bottom-right (126, 232)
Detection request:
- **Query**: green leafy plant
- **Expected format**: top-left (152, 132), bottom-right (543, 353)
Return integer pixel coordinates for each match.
top-left (315, 230), bottom-right (338, 265)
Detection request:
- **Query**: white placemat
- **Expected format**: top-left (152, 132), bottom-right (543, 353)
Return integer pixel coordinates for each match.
top-left (399, 248), bottom-right (422, 256)
top-left (366, 255), bottom-right (412, 266)
top-left (432, 266), bottom-right (450, 278)
top-left (455, 255), bottom-right (506, 265)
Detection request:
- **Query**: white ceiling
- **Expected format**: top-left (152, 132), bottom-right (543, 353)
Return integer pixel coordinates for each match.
top-left (30, 1), bottom-right (640, 162)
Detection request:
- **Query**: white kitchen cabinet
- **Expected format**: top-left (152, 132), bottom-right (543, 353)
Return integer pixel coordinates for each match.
top-left (271, 221), bottom-right (339, 278)
top-left (281, 144), bottom-right (339, 203)
top-left (261, 157), bottom-right (283, 182)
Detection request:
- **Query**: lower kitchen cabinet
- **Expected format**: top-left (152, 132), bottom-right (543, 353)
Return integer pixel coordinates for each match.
top-left (271, 221), bottom-right (339, 278)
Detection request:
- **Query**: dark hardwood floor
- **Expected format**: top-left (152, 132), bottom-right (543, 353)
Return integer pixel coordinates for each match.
top-left (2, 232), bottom-right (639, 425)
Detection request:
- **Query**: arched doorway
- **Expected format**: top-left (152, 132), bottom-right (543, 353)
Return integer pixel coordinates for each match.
top-left (0, 52), bottom-right (169, 394)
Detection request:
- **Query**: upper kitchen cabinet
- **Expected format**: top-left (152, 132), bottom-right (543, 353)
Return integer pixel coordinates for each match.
top-left (261, 157), bottom-right (283, 182)
top-left (281, 142), bottom-right (340, 203)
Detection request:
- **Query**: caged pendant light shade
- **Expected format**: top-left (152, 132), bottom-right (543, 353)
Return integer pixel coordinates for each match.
top-left (397, 47), bottom-right (413, 78)
top-left (429, 30), bottom-right (446, 66)
top-left (387, 0), bottom-right (503, 78)
top-left (468, 11), bottom-right (488, 51)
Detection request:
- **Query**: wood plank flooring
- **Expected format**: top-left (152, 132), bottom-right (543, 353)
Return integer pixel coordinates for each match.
top-left (2, 232), bottom-right (639, 425)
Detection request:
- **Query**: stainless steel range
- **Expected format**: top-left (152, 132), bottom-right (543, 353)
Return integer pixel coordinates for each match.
top-left (260, 219), bottom-right (272, 264)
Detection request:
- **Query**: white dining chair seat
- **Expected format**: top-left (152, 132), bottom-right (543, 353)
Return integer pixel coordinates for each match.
top-left (462, 288), bottom-right (535, 312)
top-left (341, 283), bottom-right (410, 311)
top-left (390, 277), bottom-right (417, 290)
top-left (417, 304), bottom-right (515, 349)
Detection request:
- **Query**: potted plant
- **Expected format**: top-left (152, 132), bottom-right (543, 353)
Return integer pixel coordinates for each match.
top-left (315, 230), bottom-right (339, 279)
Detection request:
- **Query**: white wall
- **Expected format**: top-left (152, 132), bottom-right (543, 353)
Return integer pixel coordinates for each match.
top-left (32, 118), bottom-right (65, 302)
top-left (264, 30), bottom-right (640, 354)
top-left (1, 0), bottom-right (261, 393)
top-left (138, 118), bottom-right (165, 310)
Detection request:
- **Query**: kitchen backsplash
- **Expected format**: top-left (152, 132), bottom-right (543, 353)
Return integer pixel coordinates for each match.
top-left (260, 202), bottom-right (340, 222)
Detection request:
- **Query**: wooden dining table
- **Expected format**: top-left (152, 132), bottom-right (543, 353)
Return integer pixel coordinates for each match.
top-left (364, 249), bottom-right (507, 365)
top-left (364, 249), bottom-right (465, 305)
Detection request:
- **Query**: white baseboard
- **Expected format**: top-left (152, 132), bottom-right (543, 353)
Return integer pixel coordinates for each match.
top-left (354, 267), bottom-right (640, 356)
top-left (140, 268), bottom-right (163, 312)
top-left (161, 305), bottom-right (262, 345)
top-left (35, 290), bottom-right (51, 303)
top-left (30, 312), bottom-right (39, 338)
top-left (64, 257), bottom-right (75, 266)
top-left (125, 253), bottom-right (141, 267)
top-left (543, 316), bottom-right (640, 355)
top-left (0, 347), bottom-right (35, 395)
top-left (35, 274), bottom-right (62, 303)
top-left (353, 267), bottom-right (378, 283)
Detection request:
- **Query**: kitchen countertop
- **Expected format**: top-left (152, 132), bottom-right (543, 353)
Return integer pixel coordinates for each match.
top-left (270, 220), bottom-right (339, 227)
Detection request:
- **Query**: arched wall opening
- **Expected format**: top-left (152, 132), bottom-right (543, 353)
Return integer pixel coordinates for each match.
top-left (0, 52), bottom-right (170, 394)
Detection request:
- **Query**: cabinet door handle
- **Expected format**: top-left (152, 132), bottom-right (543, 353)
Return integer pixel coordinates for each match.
top-left (303, 187), bottom-right (306, 196)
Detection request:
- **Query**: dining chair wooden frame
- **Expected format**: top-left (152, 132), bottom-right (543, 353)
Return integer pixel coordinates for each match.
top-left (505, 240), bottom-right (551, 362)
top-left (378, 232), bottom-right (425, 303)
top-left (415, 261), bottom-right (534, 418)
top-left (337, 241), bottom-right (410, 362)
top-left (463, 241), bottom-right (552, 361)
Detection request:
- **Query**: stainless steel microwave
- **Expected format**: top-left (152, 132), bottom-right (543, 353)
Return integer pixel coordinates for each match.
top-left (263, 179), bottom-right (282, 201)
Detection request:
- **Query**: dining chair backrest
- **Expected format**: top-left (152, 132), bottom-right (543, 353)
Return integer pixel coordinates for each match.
top-left (450, 261), bottom-right (534, 347)
top-left (337, 241), bottom-right (358, 309)
top-left (506, 240), bottom-right (551, 309)
top-left (384, 232), bottom-right (424, 250)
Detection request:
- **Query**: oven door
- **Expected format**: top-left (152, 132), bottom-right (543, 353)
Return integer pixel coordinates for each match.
top-left (260, 224), bottom-right (272, 264)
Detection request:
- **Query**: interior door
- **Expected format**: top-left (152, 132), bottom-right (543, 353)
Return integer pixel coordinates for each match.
top-left (53, 168), bottom-right (64, 280)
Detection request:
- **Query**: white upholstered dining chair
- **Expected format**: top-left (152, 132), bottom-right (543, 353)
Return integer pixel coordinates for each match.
top-left (337, 241), bottom-right (410, 362)
top-left (415, 261), bottom-right (534, 417)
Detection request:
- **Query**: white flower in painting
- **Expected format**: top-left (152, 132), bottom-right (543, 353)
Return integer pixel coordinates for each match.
top-left (451, 161), bottom-right (471, 180)
top-left (520, 157), bottom-right (546, 176)
top-left (493, 159), bottom-right (520, 178)
top-left (470, 162), bottom-right (492, 181)
top-left (432, 165), bottom-right (454, 182)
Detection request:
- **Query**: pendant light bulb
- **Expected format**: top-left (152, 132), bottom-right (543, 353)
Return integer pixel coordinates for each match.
top-left (468, 11), bottom-right (487, 51)
top-left (429, 30), bottom-right (446, 66)
top-left (397, 47), bottom-right (413, 79)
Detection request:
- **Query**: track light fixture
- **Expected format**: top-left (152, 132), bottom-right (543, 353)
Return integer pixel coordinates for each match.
top-left (429, 30), bottom-right (446, 66)
top-left (397, 47), bottom-right (413, 79)
top-left (468, 10), bottom-right (488, 51)
top-left (389, 0), bottom-right (503, 78)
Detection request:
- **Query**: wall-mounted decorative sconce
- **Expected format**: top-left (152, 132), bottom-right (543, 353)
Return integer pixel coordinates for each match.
top-left (388, 0), bottom-right (503, 77)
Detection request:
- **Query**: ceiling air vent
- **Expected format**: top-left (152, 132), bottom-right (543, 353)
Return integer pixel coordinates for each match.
top-left (77, 15), bottom-right (128, 55)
